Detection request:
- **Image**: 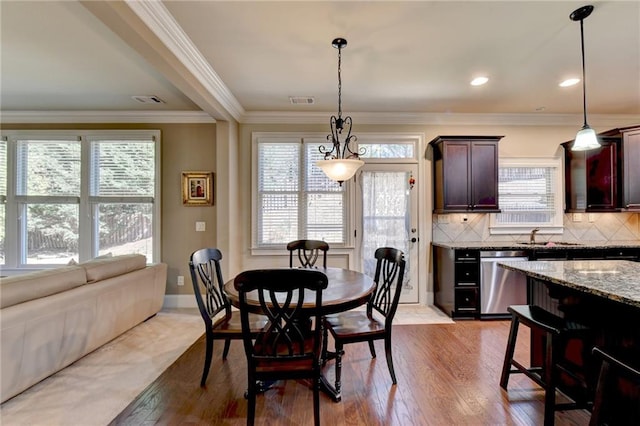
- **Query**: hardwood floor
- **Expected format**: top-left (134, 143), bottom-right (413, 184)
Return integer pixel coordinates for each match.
top-left (110, 320), bottom-right (591, 425)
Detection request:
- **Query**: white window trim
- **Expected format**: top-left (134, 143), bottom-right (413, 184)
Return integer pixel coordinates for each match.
top-left (489, 157), bottom-right (564, 235)
top-left (1, 130), bottom-right (161, 271)
top-left (250, 132), bottom-right (422, 255)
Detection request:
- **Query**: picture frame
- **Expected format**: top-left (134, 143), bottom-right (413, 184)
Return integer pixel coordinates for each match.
top-left (182, 171), bottom-right (214, 206)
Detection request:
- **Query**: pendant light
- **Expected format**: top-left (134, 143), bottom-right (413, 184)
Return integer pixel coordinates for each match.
top-left (316, 38), bottom-right (364, 185)
top-left (570, 5), bottom-right (600, 151)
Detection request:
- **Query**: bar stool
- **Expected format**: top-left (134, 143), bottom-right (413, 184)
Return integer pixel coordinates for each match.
top-left (500, 305), bottom-right (592, 426)
top-left (589, 347), bottom-right (640, 426)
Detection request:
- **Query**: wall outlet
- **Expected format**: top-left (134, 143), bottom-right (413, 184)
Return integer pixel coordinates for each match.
top-left (573, 213), bottom-right (583, 222)
top-left (195, 221), bottom-right (206, 232)
top-left (461, 214), bottom-right (468, 223)
top-left (588, 213), bottom-right (596, 223)
top-left (177, 275), bottom-right (184, 286)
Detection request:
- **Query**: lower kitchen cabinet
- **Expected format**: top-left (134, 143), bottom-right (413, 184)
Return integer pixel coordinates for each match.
top-left (434, 246), bottom-right (480, 318)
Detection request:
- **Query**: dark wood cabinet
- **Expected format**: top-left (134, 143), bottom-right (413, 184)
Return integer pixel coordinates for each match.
top-left (563, 136), bottom-right (622, 211)
top-left (433, 246), bottom-right (480, 318)
top-left (622, 126), bottom-right (640, 210)
top-left (563, 125), bottom-right (640, 212)
top-left (430, 136), bottom-right (502, 213)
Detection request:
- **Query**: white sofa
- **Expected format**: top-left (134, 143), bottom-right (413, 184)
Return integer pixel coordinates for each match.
top-left (0, 254), bottom-right (167, 403)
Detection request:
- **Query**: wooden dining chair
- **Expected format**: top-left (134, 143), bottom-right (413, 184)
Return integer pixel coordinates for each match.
top-left (189, 248), bottom-right (267, 387)
top-left (234, 268), bottom-right (328, 426)
top-left (589, 346), bottom-right (640, 426)
top-left (286, 239), bottom-right (329, 268)
top-left (323, 247), bottom-right (406, 401)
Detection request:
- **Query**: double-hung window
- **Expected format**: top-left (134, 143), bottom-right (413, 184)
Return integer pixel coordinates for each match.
top-left (490, 157), bottom-right (564, 234)
top-left (253, 134), bottom-right (348, 249)
top-left (1, 130), bottom-right (160, 269)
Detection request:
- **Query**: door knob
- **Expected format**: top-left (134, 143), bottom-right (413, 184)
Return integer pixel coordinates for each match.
top-left (410, 237), bottom-right (417, 243)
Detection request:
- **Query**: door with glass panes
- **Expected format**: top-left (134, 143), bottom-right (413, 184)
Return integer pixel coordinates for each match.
top-left (354, 164), bottom-right (419, 303)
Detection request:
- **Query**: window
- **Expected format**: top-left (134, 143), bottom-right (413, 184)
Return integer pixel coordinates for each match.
top-left (1, 130), bottom-right (160, 269)
top-left (253, 134), bottom-right (348, 249)
top-left (490, 157), bottom-right (563, 234)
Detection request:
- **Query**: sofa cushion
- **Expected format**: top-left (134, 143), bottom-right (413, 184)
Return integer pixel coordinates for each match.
top-left (0, 266), bottom-right (87, 309)
top-left (81, 254), bottom-right (147, 283)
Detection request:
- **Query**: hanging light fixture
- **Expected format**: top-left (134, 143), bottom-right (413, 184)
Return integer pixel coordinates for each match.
top-left (570, 5), bottom-right (600, 151)
top-left (316, 38), bottom-right (364, 185)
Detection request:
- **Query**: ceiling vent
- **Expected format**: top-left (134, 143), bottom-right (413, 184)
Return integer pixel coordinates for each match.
top-left (132, 95), bottom-right (165, 104)
top-left (289, 96), bottom-right (315, 105)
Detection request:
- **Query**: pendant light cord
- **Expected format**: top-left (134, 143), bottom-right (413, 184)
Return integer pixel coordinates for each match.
top-left (580, 18), bottom-right (588, 127)
top-left (337, 45), bottom-right (343, 120)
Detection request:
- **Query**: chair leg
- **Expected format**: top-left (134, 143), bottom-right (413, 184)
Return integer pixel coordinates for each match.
top-left (246, 375), bottom-right (256, 426)
top-left (543, 333), bottom-right (556, 426)
top-left (334, 341), bottom-right (345, 400)
top-left (313, 375), bottom-right (321, 426)
top-left (500, 315), bottom-right (520, 389)
top-left (368, 340), bottom-right (376, 358)
top-left (201, 330), bottom-right (214, 387)
top-left (222, 338), bottom-right (231, 360)
top-left (384, 334), bottom-right (397, 384)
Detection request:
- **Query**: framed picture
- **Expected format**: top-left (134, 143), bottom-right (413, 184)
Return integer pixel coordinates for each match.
top-left (182, 171), bottom-right (214, 206)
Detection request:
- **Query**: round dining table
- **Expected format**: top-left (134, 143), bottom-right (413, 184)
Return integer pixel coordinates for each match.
top-left (224, 267), bottom-right (376, 315)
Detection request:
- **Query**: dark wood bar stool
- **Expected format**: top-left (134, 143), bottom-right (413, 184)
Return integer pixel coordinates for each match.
top-left (589, 347), bottom-right (640, 426)
top-left (500, 305), bottom-right (593, 426)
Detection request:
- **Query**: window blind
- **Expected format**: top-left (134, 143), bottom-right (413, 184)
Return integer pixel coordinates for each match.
top-left (494, 166), bottom-right (557, 225)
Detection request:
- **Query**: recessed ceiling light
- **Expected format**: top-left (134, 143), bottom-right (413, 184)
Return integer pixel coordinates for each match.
top-left (470, 77), bottom-right (489, 86)
top-left (559, 78), bottom-right (580, 87)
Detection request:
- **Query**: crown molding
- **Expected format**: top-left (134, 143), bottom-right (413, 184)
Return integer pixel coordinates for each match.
top-left (2, 110), bottom-right (637, 127)
top-left (0, 110), bottom-right (216, 124)
top-left (125, 0), bottom-right (245, 122)
top-left (242, 111), bottom-right (640, 127)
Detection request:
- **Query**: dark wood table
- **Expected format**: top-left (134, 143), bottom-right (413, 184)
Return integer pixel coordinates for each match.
top-left (224, 266), bottom-right (376, 401)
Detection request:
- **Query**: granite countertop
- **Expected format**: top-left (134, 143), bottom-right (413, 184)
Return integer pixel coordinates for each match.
top-left (498, 259), bottom-right (640, 308)
top-left (432, 241), bottom-right (640, 250)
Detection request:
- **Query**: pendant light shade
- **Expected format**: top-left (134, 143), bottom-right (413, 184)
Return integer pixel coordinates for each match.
top-left (570, 5), bottom-right (600, 151)
top-left (316, 38), bottom-right (364, 185)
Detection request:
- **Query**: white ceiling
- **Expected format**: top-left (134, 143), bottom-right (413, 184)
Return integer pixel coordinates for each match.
top-left (1, 1), bottom-right (639, 124)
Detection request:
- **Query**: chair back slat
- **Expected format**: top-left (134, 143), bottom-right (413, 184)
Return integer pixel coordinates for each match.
top-left (369, 247), bottom-right (406, 324)
top-left (189, 248), bottom-right (230, 323)
top-left (287, 239), bottom-right (329, 268)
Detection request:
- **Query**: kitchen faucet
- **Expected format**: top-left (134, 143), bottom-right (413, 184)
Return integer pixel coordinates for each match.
top-left (530, 228), bottom-right (540, 244)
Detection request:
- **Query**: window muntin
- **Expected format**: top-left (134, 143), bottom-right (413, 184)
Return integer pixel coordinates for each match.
top-left (490, 158), bottom-right (563, 234)
top-left (255, 137), bottom-right (346, 247)
top-left (0, 140), bottom-right (7, 265)
top-left (1, 131), bottom-right (160, 268)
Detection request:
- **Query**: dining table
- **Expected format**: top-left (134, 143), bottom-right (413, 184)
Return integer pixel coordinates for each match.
top-left (224, 266), bottom-right (376, 402)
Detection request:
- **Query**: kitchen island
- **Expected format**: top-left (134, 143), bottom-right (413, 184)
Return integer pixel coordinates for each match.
top-left (498, 259), bottom-right (640, 415)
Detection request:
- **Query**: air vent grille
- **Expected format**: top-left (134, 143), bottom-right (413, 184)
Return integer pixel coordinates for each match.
top-left (132, 95), bottom-right (166, 104)
top-left (289, 96), bottom-right (315, 105)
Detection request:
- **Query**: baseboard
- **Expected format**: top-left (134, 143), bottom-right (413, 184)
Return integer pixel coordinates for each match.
top-left (163, 295), bottom-right (197, 309)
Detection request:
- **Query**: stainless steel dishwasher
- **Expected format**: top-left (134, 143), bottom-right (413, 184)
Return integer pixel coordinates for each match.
top-left (480, 250), bottom-right (528, 318)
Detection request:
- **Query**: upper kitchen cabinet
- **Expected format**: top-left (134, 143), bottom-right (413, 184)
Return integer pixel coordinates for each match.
top-left (430, 136), bottom-right (503, 213)
top-left (562, 126), bottom-right (639, 212)
top-left (622, 126), bottom-right (640, 210)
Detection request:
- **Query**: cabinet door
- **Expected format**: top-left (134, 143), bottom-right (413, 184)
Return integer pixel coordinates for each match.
top-left (470, 141), bottom-right (499, 210)
top-left (442, 142), bottom-right (471, 210)
top-left (623, 128), bottom-right (640, 209)
top-left (586, 140), bottom-right (618, 210)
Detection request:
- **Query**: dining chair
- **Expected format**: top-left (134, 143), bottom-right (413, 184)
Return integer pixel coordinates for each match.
top-left (234, 268), bottom-right (328, 426)
top-left (323, 247), bottom-right (406, 401)
top-left (189, 248), bottom-right (267, 387)
top-left (286, 239), bottom-right (329, 268)
top-left (589, 346), bottom-right (640, 426)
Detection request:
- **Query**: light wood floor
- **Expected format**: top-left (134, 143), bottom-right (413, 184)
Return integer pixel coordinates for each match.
top-left (110, 320), bottom-right (591, 425)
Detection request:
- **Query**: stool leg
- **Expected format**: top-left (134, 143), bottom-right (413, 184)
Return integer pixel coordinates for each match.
top-left (500, 315), bottom-right (520, 389)
top-left (543, 332), bottom-right (556, 426)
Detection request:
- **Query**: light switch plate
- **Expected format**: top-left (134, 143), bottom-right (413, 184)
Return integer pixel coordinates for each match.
top-left (573, 213), bottom-right (583, 222)
top-left (195, 221), bottom-right (206, 232)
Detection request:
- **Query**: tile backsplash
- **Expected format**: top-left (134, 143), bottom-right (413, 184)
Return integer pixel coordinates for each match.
top-left (432, 212), bottom-right (640, 243)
